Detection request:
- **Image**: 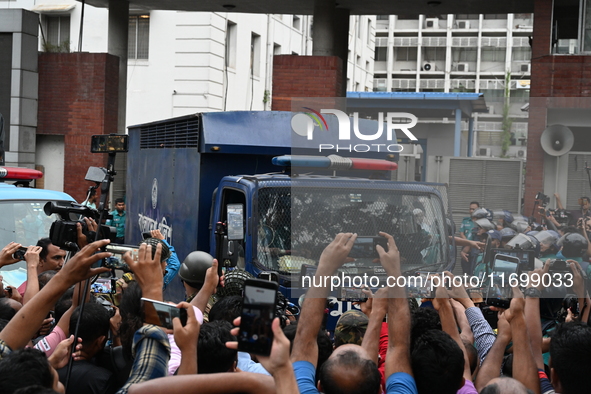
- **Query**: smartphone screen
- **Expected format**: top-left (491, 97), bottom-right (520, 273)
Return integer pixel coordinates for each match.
top-left (91, 278), bottom-right (113, 294)
top-left (406, 272), bottom-right (437, 298)
top-left (336, 287), bottom-right (368, 302)
top-left (348, 236), bottom-right (387, 259)
top-left (238, 279), bottom-right (278, 356)
top-left (142, 298), bottom-right (187, 329)
top-left (486, 254), bottom-right (519, 309)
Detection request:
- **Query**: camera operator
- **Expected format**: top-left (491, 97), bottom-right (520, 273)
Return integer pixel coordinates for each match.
top-left (555, 193), bottom-right (590, 226)
top-left (17, 238), bottom-right (66, 299)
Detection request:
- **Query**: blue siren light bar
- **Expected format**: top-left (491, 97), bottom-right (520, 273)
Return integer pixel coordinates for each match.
top-left (272, 155), bottom-right (398, 171)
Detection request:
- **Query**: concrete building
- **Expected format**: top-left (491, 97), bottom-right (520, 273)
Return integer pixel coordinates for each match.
top-left (372, 13), bottom-right (533, 159)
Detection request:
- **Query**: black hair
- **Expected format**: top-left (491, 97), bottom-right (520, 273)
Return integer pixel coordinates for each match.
top-left (13, 387), bottom-right (60, 394)
top-left (0, 298), bottom-right (17, 321)
top-left (118, 281), bottom-right (144, 360)
top-left (69, 302), bottom-right (110, 347)
top-left (37, 271), bottom-right (57, 290)
top-left (318, 349), bottom-right (380, 394)
top-left (470, 201), bottom-right (480, 207)
top-left (36, 238), bottom-right (52, 261)
top-left (411, 329), bottom-right (464, 394)
top-left (53, 287), bottom-right (74, 323)
top-left (115, 198), bottom-right (125, 204)
top-left (0, 318), bottom-right (10, 331)
top-left (197, 320), bottom-right (237, 374)
top-left (0, 348), bottom-right (54, 393)
top-left (410, 307), bottom-right (442, 349)
top-left (549, 322), bottom-right (591, 394)
top-left (283, 323), bottom-right (333, 382)
top-left (207, 296), bottom-right (242, 324)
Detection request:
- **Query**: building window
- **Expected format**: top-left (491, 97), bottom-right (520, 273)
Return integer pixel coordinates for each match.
top-left (377, 15), bottom-right (389, 21)
top-left (293, 16), bottom-right (301, 30)
top-left (481, 48), bottom-right (506, 62)
top-left (251, 33), bottom-right (261, 77)
top-left (453, 48), bottom-right (477, 62)
top-left (273, 43), bottom-right (281, 55)
top-left (422, 47), bottom-right (445, 61)
top-left (356, 55), bottom-right (361, 66)
top-left (128, 15), bottom-right (149, 60)
top-left (512, 48), bottom-right (532, 61)
top-left (367, 20), bottom-right (372, 45)
top-left (455, 14), bottom-right (479, 20)
top-left (395, 47), bottom-right (417, 61)
top-left (44, 15), bottom-right (70, 51)
top-left (225, 21), bottom-right (237, 68)
top-left (375, 47), bottom-right (388, 61)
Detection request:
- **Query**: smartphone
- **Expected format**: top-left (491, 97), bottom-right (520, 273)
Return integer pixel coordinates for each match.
top-left (141, 298), bottom-right (188, 329)
top-left (91, 278), bottom-right (115, 294)
top-left (11, 247), bottom-right (28, 261)
top-left (336, 286), bottom-right (368, 302)
top-left (91, 134), bottom-right (129, 153)
top-left (486, 254), bottom-right (520, 309)
top-left (348, 236), bottom-right (388, 259)
top-left (238, 279), bottom-right (278, 356)
top-left (406, 271), bottom-right (437, 298)
top-left (102, 244), bottom-right (137, 270)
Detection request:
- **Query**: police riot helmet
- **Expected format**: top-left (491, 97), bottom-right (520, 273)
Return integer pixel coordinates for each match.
top-left (510, 220), bottom-right (529, 233)
top-left (557, 233), bottom-right (588, 258)
top-left (534, 230), bottom-right (558, 247)
top-left (499, 227), bottom-right (517, 240)
top-left (475, 218), bottom-right (495, 231)
top-left (493, 210), bottom-right (514, 224)
top-left (179, 251), bottom-right (214, 286)
top-left (472, 208), bottom-right (492, 221)
top-left (506, 233), bottom-right (534, 250)
top-left (140, 238), bottom-right (171, 262)
top-left (216, 269), bottom-right (254, 297)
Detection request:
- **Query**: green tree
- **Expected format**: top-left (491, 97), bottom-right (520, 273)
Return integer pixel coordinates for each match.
top-left (500, 71), bottom-right (513, 157)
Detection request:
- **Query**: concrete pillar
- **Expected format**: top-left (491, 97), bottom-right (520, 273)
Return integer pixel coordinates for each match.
top-left (312, 0), bottom-right (335, 56)
top-left (108, 0), bottom-right (129, 134)
top-left (454, 108), bottom-right (462, 157)
top-left (468, 117), bottom-right (474, 157)
top-left (333, 9), bottom-right (350, 96)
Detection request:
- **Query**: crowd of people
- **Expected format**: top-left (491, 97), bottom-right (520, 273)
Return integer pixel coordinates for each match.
top-left (0, 192), bottom-right (590, 394)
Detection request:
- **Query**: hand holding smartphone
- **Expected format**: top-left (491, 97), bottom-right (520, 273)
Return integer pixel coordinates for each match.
top-left (142, 298), bottom-right (188, 329)
top-left (238, 279), bottom-right (278, 356)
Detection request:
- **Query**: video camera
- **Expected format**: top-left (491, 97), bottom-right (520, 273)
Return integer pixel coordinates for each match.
top-left (536, 192), bottom-right (550, 208)
top-left (44, 201), bottom-right (114, 251)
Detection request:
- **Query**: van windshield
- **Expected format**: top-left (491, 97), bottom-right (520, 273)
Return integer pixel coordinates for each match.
top-left (0, 201), bottom-right (62, 266)
top-left (256, 186), bottom-right (449, 275)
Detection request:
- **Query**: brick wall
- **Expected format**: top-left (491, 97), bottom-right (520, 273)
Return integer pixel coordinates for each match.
top-left (525, 0), bottom-right (591, 214)
top-left (271, 55), bottom-right (343, 111)
top-left (38, 53), bottom-right (118, 202)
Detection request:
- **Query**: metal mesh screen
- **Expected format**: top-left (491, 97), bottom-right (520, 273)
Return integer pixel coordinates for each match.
top-left (255, 185), bottom-right (450, 278)
top-left (139, 116), bottom-right (200, 149)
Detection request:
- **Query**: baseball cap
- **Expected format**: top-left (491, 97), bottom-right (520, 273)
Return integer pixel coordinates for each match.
top-left (334, 310), bottom-right (369, 347)
top-left (487, 230), bottom-right (501, 241)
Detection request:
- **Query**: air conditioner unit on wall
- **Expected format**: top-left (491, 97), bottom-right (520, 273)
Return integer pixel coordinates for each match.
top-left (423, 63), bottom-right (433, 71)
top-left (520, 63), bottom-right (531, 73)
top-left (457, 63), bottom-right (469, 72)
top-left (457, 20), bottom-right (470, 29)
top-left (517, 150), bottom-right (525, 157)
top-left (425, 18), bottom-right (439, 28)
top-left (479, 147), bottom-right (492, 157)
